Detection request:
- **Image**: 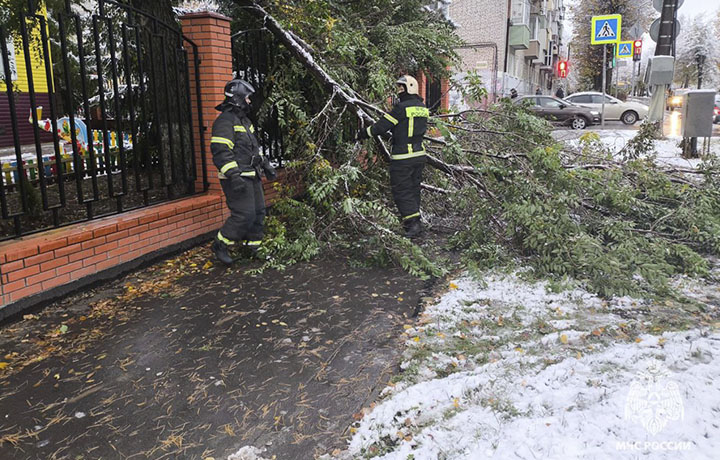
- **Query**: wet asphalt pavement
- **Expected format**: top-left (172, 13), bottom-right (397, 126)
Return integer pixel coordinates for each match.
top-left (0, 245), bottom-right (428, 459)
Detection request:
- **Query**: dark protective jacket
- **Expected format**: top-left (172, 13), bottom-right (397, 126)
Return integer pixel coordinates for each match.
top-left (211, 103), bottom-right (262, 179)
top-left (365, 93), bottom-right (429, 160)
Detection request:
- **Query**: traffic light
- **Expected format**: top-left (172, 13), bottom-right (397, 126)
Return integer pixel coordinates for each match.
top-left (633, 40), bottom-right (642, 61)
top-left (557, 60), bottom-right (568, 78)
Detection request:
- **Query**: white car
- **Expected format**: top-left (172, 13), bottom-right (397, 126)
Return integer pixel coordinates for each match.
top-left (564, 92), bottom-right (649, 125)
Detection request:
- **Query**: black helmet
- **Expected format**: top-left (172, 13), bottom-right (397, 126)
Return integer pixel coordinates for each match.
top-left (224, 79), bottom-right (255, 110)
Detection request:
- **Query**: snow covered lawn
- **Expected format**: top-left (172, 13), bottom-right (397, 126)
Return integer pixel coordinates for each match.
top-left (556, 126), bottom-right (720, 170)
top-left (330, 273), bottom-right (720, 459)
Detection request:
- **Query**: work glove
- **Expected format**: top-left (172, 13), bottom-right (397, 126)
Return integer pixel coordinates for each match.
top-left (356, 127), bottom-right (370, 141)
top-left (261, 156), bottom-right (277, 181)
top-left (225, 169), bottom-right (246, 194)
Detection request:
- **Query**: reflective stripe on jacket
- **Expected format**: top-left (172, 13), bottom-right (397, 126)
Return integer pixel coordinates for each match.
top-left (211, 106), bottom-right (261, 178)
top-left (367, 93), bottom-right (429, 159)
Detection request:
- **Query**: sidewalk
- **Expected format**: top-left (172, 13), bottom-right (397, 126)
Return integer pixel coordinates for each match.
top-left (0, 245), bottom-right (429, 459)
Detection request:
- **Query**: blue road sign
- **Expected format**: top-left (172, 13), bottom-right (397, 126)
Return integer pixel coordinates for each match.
top-left (616, 41), bottom-right (633, 58)
top-left (591, 14), bottom-right (622, 45)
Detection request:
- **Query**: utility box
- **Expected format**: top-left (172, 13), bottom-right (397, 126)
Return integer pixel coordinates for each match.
top-left (645, 56), bottom-right (675, 86)
top-left (681, 90), bottom-right (716, 138)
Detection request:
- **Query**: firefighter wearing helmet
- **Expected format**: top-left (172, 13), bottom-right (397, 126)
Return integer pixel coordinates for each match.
top-left (357, 75), bottom-right (428, 238)
top-left (210, 79), bottom-right (276, 265)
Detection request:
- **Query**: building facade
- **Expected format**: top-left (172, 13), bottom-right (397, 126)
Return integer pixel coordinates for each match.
top-left (449, 0), bottom-right (567, 105)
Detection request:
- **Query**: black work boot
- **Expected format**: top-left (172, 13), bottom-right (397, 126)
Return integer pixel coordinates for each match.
top-left (212, 238), bottom-right (234, 266)
top-left (404, 218), bottom-right (423, 239)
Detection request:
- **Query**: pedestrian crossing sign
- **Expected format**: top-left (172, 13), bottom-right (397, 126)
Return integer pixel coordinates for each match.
top-left (591, 14), bottom-right (622, 45)
top-left (616, 41), bottom-right (633, 58)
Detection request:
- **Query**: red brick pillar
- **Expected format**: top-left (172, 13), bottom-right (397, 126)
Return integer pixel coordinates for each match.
top-left (416, 71), bottom-right (427, 102)
top-left (440, 77), bottom-right (450, 112)
top-left (180, 12), bottom-right (233, 194)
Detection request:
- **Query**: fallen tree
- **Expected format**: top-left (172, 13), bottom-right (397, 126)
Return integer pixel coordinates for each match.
top-left (229, 0), bottom-right (720, 298)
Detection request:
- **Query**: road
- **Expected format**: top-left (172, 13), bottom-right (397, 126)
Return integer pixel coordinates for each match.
top-left (553, 112), bottom-right (720, 141)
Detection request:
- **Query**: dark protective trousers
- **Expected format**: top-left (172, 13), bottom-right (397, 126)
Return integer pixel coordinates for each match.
top-left (389, 156), bottom-right (425, 220)
top-left (219, 177), bottom-right (266, 242)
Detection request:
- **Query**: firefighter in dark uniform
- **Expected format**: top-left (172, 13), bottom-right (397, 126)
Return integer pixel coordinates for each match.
top-left (357, 75), bottom-right (429, 238)
top-left (210, 79), bottom-right (276, 265)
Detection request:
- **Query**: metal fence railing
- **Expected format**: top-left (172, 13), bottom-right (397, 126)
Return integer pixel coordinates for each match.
top-left (231, 29), bottom-right (285, 167)
top-left (0, 0), bottom-right (207, 241)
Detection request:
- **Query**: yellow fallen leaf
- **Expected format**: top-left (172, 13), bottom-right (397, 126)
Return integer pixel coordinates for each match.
top-left (576, 351), bottom-right (582, 359)
top-left (0, 362), bottom-right (9, 370)
top-left (403, 324), bottom-right (412, 330)
top-left (412, 337), bottom-right (420, 342)
top-left (202, 261), bottom-right (213, 270)
top-left (515, 347), bottom-right (524, 353)
top-left (658, 338), bottom-right (666, 345)
top-left (635, 337), bottom-right (643, 343)
top-left (398, 297), bottom-right (404, 301)
top-left (560, 334), bottom-right (568, 344)
top-left (53, 373), bottom-right (60, 380)
top-left (453, 398), bottom-right (460, 408)
top-left (279, 322), bottom-right (288, 327)
top-left (349, 427), bottom-right (357, 434)
top-left (449, 282), bottom-right (458, 290)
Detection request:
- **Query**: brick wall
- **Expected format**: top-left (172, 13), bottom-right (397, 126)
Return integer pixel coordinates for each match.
top-left (0, 172), bottom-right (292, 313)
top-left (450, 0), bottom-right (509, 102)
top-left (450, 0), bottom-right (508, 54)
top-left (0, 194), bottom-right (223, 308)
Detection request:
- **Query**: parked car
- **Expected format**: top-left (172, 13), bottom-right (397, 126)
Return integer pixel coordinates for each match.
top-left (564, 92), bottom-right (649, 125)
top-left (514, 95), bottom-right (599, 129)
top-left (714, 95), bottom-right (720, 124)
top-left (666, 88), bottom-right (690, 111)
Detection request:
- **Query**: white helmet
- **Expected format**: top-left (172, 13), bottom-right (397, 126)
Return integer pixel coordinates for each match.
top-left (396, 75), bottom-right (419, 95)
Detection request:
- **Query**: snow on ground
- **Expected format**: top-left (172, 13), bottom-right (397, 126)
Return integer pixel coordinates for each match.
top-left (330, 273), bottom-right (720, 460)
top-left (557, 127), bottom-right (720, 170)
top-left (227, 445), bottom-right (272, 460)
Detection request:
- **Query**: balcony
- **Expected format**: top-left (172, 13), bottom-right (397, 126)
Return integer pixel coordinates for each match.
top-left (525, 39), bottom-right (541, 59)
top-left (509, 24), bottom-right (530, 50)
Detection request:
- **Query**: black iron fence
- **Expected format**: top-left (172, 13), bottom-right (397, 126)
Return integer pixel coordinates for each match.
top-left (231, 29), bottom-right (284, 167)
top-left (426, 77), bottom-right (443, 114)
top-left (0, 0), bottom-right (206, 241)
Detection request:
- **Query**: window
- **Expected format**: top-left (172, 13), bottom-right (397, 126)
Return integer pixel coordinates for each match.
top-left (539, 97), bottom-right (563, 108)
top-left (530, 15), bottom-right (539, 39)
top-left (591, 95), bottom-right (614, 104)
top-left (511, 0), bottom-right (531, 26)
top-left (570, 95), bottom-right (592, 104)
